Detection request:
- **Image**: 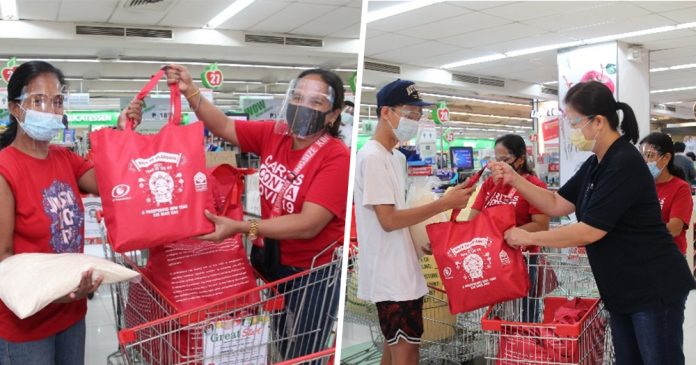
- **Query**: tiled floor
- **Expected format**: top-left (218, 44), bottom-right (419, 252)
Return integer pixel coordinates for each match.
top-left (84, 286), bottom-right (119, 365)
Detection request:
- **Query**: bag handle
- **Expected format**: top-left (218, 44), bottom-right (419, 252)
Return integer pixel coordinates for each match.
top-left (221, 168), bottom-right (255, 216)
top-left (449, 166), bottom-right (487, 222)
top-left (126, 67), bottom-right (182, 130)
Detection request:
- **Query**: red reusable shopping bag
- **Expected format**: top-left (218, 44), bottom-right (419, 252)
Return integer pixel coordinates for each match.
top-left (145, 166), bottom-right (260, 312)
top-left (90, 68), bottom-right (214, 252)
top-left (426, 176), bottom-right (529, 313)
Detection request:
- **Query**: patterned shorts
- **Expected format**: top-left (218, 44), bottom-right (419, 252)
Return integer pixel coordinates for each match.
top-left (375, 297), bottom-right (424, 346)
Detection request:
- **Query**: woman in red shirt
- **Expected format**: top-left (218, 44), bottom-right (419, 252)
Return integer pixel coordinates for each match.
top-left (0, 61), bottom-right (140, 364)
top-left (639, 132), bottom-right (693, 255)
top-left (469, 134), bottom-right (549, 321)
top-left (164, 65), bottom-right (349, 363)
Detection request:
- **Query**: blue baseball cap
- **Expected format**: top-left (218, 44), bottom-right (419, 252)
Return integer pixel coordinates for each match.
top-left (377, 79), bottom-right (433, 109)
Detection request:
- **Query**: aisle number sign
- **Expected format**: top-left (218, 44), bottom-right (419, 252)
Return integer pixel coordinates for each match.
top-left (432, 101), bottom-right (449, 125)
top-left (201, 63), bottom-right (224, 89)
top-left (1, 58), bottom-right (18, 84)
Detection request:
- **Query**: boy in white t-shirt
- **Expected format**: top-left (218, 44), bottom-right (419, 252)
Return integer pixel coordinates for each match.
top-left (354, 79), bottom-right (474, 365)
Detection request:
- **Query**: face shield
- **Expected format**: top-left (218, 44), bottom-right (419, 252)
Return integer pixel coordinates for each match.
top-left (16, 84), bottom-right (69, 114)
top-left (274, 78), bottom-right (335, 139)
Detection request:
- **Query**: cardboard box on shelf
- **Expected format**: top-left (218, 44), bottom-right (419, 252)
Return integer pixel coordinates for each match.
top-left (206, 151), bottom-right (237, 168)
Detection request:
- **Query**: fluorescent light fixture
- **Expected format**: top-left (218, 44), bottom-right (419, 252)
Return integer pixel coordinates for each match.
top-left (449, 111), bottom-right (533, 122)
top-left (442, 21), bottom-right (696, 69)
top-left (420, 92), bottom-right (529, 107)
top-left (204, 0), bottom-right (256, 29)
top-left (651, 85), bottom-right (696, 94)
top-left (362, 85), bottom-right (377, 90)
top-left (506, 41), bottom-right (583, 57)
top-left (663, 101), bottom-right (684, 105)
top-left (651, 63), bottom-right (696, 73)
top-left (541, 81), bottom-right (559, 85)
top-left (442, 54), bottom-right (506, 69)
top-left (0, 0), bottom-right (18, 20)
top-left (667, 122), bottom-right (696, 128)
top-left (449, 120), bottom-right (533, 129)
top-left (650, 67), bottom-right (669, 72)
top-left (367, 0), bottom-right (444, 23)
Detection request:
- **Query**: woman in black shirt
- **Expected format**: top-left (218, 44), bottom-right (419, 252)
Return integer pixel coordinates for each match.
top-left (490, 81), bottom-right (695, 365)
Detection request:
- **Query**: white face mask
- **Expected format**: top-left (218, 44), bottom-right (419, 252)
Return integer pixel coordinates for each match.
top-left (391, 117), bottom-right (419, 142)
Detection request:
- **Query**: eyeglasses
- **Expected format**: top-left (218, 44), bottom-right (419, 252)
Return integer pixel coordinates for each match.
top-left (390, 107), bottom-right (423, 121)
top-left (561, 113), bottom-right (595, 127)
top-left (17, 93), bottom-right (67, 113)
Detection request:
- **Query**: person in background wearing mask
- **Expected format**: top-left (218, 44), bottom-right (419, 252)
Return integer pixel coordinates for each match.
top-left (0, 61), bottom-right (141, 364)
top-left (491, 81), bottom-right (695, 365)
top-left (469, 134), bottom-right (549, 321)
top-left (164, 65), bottom-right (349, 363)
top-left (354, 79), bottom-right (474, 365)
top-left (674, 141), bottom-right (696, 184)
top-left (340, 100), bottom-right (354, 148)
top-left (640, 133), bottom-right (693, 256)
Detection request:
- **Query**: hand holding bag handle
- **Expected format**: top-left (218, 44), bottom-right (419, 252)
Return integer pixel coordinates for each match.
top-left (125, 67), bottom-right (182, 130)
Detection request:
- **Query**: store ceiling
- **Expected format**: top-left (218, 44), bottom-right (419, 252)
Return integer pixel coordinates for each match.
top-left (17, 0), bottom-right (361, 38)
top-left (0, 0), bottom-right (361, 110)
top-left (363, 1), bottom-right (696, 131)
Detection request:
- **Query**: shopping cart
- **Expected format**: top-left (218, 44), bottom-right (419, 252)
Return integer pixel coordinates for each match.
top-left (342, 245), bottom-right (487, 365)
top-left (101, 222), bottom-right (342, 365)
top-left (481, 248), bottom-right (615, 365)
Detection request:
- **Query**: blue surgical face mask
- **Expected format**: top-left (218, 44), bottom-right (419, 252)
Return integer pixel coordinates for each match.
top-left (18, 107), bottom-right (65, 142)
top-left (391, 116), bottom-right (419, 142)
top-left (647, 161), bottom-right (663, 180)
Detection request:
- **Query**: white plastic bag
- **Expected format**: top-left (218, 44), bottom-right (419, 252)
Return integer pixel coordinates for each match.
top-left (406, 177), bottom-right (447, 258)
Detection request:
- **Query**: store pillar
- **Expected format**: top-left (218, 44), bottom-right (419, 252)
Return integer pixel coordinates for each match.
top-left (557, 41), bottom-right (650, 185)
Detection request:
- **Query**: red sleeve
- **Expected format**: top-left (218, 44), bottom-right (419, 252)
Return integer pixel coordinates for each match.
top-left (55, 147), bottom-right (93, 180)
top-left (526, 175), bottom-right (548, 216)
top-left (304, 141), bottom-right (350, 218)
top-left (234, 120), bottom-right (276, 155)
top-left (471, 178), bottom-right (492, 211)
top-left (668, 181), bottom-right (693, 228)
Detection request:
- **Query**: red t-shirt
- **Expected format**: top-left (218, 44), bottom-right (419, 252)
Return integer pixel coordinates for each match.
top-left (0, 145), bottom-right (93, 342)
top-left (235, 121), bottom-right (349, 268)
top-left (656, 177), bottom-right (693, 254)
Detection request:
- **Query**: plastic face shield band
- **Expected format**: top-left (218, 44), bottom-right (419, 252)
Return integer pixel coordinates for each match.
top-left (274, 78), bottom-right (335, 138)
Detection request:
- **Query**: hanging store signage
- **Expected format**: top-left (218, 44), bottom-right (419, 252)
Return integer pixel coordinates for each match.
top-left (432, 101), bottom-right (449, 125)
top-left (1, 58), bottom-right (18, 84)
top-left (201, 63), bottom-right (224, 89)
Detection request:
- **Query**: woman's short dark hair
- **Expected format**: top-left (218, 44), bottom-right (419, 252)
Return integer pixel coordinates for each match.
top-left (0, 61), bottom-right (67, 149)
top-left (296, 68), bottom-right (345, 138)
top-left (564, 81), bottom-right (639, 144)
top-left (495, 134), bottom-right (534, 175)
top-left (639, 132), bottom-right (686, 181)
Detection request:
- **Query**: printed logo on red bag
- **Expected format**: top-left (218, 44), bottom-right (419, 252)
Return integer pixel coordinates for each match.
top-left (194, 172), bottom-right (208, 192)
top-left (126, 152), bottom-right (194, 218)
top-left (446, 236), bottom-right (496, 288)
top-left (111, 184), bottom-right (131, 201)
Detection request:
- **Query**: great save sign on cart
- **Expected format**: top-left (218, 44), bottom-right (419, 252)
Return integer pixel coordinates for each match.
top-left (203, 315), bottom-right (271, 365)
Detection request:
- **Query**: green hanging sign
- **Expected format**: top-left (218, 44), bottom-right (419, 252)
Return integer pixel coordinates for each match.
top-left (348, 71), bottom-right (357, 94)
top-left (2, 57), bottom-right (18, 84)
top-left (432, 101), bottom-right (449, 125)
top-left (201, 63), bottom-right (224, 89)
